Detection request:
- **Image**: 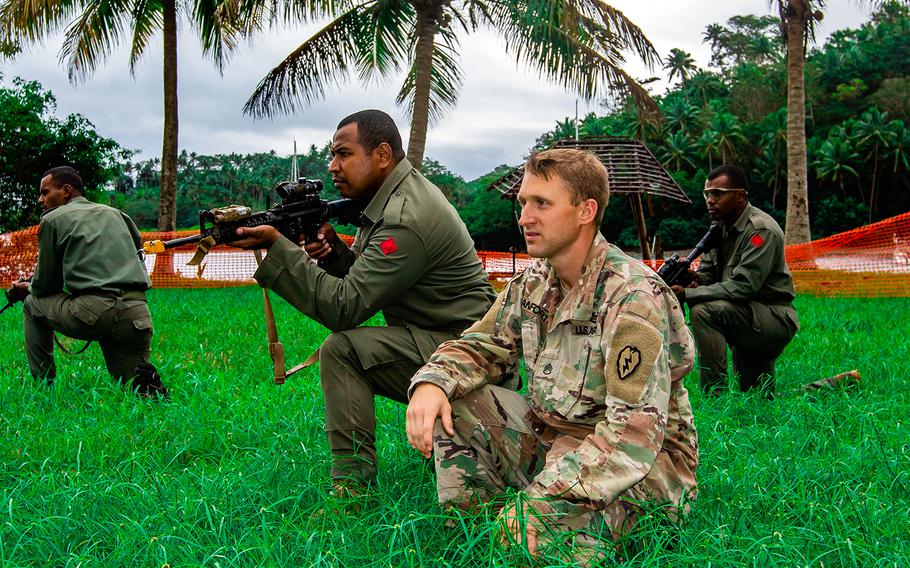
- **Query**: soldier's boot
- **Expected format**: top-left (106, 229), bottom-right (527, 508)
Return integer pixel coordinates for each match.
top-left (733, 348), bottom-right (775, 398)
top-left (131, 361), bottom-right (170, 401)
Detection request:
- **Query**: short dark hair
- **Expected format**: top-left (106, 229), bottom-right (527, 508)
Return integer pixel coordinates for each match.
top-left (43, 166), bottom-right (85, 194)
top-left (707, 164), bottom-right (749, 192)
top-left (337, 109), bottom-right (405, 162)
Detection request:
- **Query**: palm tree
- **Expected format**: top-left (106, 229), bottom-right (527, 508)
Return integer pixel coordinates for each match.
top-left (814, 137), bottom-right (860, 199)
top-left (240, 1), bottom-right (660, 169)
top-left (662, 97), bottom-right (699, 135)
top-left (773, 0), bottom-right (824, 244)
top-left (772, 0), bottom-right (889, 243)
top-left (0, 0), bottom-right (239, 231)
top-left (579, 113), bottom-right (612, 138)
top-left (659, 130), bottom-right (696, 172)
top-left (663, 48), bottom-right (696, 85)
top-left (707, 112), bottom-right (746, 164)
top-left (698, 129), bottom-right (720, 171)
top-left (886, 119), bottom-right (910, 175)
top-left (759, 108), bottom-right (788, 206)
top-left (853, 107), bottom-right (895, 218)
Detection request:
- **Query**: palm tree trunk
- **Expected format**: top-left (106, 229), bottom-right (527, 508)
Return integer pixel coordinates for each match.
top-left (158, 0), bottom-right (179, 232)
top-left (406, 4), bottom-right (437, 170)
top-left (783, 5), bottom-right (811, 244)
top-left (154, 0), bottom-right (179, 278)
top-left (869, 146), bottom-right (879, 221)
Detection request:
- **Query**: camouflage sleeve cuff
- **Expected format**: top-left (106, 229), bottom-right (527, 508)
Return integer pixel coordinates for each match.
top-left (407, 371), bottom-right (459, 400)
top-left (522, 484), bottom-right (586, 518)
top-left (254, 235), bottom-right (299, 288)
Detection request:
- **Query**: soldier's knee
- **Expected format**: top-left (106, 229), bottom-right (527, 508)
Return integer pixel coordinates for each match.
top-left (690, 300), bottom-right (735, 326)
top-left (319, 332), bottom-right (355, 365)
top-left (319, 332), bottom-right (362, 391)
top-left (22, 294), bottom-right (36, 319)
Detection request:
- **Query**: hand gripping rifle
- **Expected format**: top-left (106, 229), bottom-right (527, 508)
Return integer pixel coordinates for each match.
top-left (142, 178), bottom-right (365, 384)
top-left (142, 178), bottom-right (364, 265)
top-left (657, 223), bottom-right (723, 287)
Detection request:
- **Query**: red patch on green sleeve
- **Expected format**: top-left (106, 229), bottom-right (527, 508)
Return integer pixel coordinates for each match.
top-left (380, 237), bottom-right (398, 255)
top-left (751, 234), bottom-right (764, 247)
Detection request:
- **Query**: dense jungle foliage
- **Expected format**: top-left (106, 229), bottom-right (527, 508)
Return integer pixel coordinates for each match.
top-left (2, 4), bottom-right (909, 251)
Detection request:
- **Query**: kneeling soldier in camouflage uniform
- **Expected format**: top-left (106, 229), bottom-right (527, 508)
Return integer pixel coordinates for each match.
top-left (405, 149), bottom-right (698, 562)
top-left (8, 166), bottom-right (167, 397)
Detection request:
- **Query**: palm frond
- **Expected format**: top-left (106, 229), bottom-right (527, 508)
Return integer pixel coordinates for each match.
top-left (243, 5), bottom-right (366, 118)
top-left (586, 0), bottom-right (659, 68)
top-left (353, 0), bottom-right (413, 84)
top-left (395, 26), bottom-right (463, 125)
top-left (0, 0), bottom-right (84, 45)
top-left (193, 0), bottom-right (248, 72)
top-left (59, 0), bottom-right (134, 83)
top-left (487, 0), bottom-right (658, 113)
top-left (127, 0), bottom-right (163, 74)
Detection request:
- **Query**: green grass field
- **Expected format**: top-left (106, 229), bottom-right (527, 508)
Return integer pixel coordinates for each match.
top-left (1, 289), bottom-right (907, 566)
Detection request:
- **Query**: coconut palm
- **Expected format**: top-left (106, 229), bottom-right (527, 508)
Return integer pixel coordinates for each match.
top-left (886, 119), bottom-right (910, 175)
top-left (662, 97), bottom-right (699, 135)
top-left (853, 107), bottom-right (895, 218)
top-left (0, 0), bottom-right (240, 231)
top-left (707, 112), bottom-right (746, 164)
top-left (240, 0), bottom-right (660, 168)
top-left (659, 130), bottom-right (697, 172)
top-left (771, 0), bottom-right (895, 243)
top-left (579, 113), bottom-right (613, 138)
top-left (814, 137), bottom-right (860, 199)
top-left (759, 107), bottom-right (788, 206)
top-left (663, 48), bottom-right (696, 85)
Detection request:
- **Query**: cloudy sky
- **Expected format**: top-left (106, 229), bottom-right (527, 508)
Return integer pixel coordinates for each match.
top-left (0, 1), bottom-right (874, 180)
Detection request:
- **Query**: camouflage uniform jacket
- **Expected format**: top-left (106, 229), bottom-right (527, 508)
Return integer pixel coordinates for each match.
top-left (412, 233), bottom-right (698, 515)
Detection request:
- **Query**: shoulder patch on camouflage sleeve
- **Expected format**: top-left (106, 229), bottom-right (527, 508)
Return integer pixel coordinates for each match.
top-left (606, 314), bottom-right (662, 404)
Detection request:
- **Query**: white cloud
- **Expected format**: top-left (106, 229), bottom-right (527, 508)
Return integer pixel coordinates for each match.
top-left (0, 1), bottom-right (873, 180)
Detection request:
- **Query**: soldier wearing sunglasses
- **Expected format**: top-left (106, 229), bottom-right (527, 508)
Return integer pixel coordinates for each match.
top-left (671, 165), bottom-right (798, 397)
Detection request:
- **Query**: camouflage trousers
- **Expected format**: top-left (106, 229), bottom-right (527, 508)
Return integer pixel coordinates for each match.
top-left (433, 385), bottom-right (651, 560)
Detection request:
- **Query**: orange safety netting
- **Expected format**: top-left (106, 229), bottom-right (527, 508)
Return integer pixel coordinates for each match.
top-left (2, 213), bottom-right (909, 297)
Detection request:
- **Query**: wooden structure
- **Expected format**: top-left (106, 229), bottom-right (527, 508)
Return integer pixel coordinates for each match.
top-left (487, 137), bottom-right (691, 261)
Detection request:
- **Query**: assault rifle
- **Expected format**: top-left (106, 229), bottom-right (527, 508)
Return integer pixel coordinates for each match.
top-left (143, 178), bottom-right (364, 264)
top-left (657, 224), bottom-right (723, 287)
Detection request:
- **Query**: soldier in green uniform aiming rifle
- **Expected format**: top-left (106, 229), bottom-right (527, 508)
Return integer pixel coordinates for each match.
top-left (227, 110), bottom-right (495, 495)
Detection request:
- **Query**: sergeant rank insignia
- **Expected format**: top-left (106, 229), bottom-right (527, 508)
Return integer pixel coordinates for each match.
top-left (616, 345), bottom-right (641, 380)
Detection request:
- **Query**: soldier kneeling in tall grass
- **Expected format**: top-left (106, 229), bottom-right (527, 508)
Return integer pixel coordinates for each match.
top-left (406, 149), bottom-right (698, 563)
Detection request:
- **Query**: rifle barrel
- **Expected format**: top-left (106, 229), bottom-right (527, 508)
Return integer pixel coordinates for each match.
top-left (143, 234), bottom-right (203, 254)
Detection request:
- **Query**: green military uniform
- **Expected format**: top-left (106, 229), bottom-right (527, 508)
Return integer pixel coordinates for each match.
top-left (255, 158), bottom-right (495, 483)
top-left (23, 196), bottom-right (153, 383)
top-left (684, 203), bottom-right (799, 395)
top-left (410, 234), bottom-right (698, 561)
